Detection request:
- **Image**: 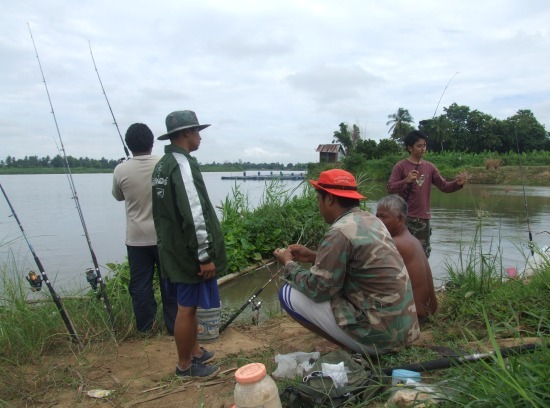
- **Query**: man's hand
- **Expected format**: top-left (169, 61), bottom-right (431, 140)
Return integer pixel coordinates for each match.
top-left (455, 171), bottom-right (469, 186)
top-left (406, 169), bottom-right (419, 184)
top-left (198, 262), bottom-right (216, 280)
top-left (287, 244), bottom-right (317, 264)
top-left (273, 247), bottom-right (293, 264)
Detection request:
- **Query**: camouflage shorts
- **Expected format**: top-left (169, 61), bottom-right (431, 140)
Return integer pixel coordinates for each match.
top-left (406, 217), bottom-right (431, 258)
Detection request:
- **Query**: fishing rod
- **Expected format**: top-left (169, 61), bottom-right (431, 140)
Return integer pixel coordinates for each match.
top-left (27, 23), bottom-right (115, 329)
top-left (404, 72), bottom-right (460, 203)
top-left (514, 127), bottom-right (534, 256)
top-left (219, 260), bottom-right (282, 334)
top-left (380, 343), bottom-right (539, 376)
top-left (432, 71), bottom-right (459, 119)
top-left (1, 183), bottom-right (83, 348)
top-left (88, 41), bottom-right (130, 161)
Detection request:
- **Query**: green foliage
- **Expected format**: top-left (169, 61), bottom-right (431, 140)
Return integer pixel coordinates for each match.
top-left (1, 154), bottom-right (119, 171)
top-left (437, 219), bottom-right (549, 338)
top-left (386, 107), bottom-right (415, 144)
top-left (220, 180), bottom-right (327, 273)
top-left (416, 103), bottom-right (550, 154)
top-left (332, 122), bottom-right (353, 155)
top-left (440, 313), bottom-right (549, 407)
top-left (376, 138), bottom-right (402, 157)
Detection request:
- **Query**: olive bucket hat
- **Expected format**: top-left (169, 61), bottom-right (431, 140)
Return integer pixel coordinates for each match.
top-left (157, 110), bottom-right (211, 140)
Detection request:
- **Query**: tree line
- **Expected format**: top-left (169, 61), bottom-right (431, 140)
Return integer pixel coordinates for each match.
top-left (2, 155), bottom-right (120, 170)
top-left (1, 155), bottom-right (308, 172)
top-left (333, 103), bottom-right (550, 157)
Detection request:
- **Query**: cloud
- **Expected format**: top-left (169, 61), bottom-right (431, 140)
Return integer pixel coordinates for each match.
top-left (1, 0), bottom-right (549, 164)
top-left (286, 64), bottom-right (384, 104)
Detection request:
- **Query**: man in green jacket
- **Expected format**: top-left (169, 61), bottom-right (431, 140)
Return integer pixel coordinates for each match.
top-left (152, 110), bottom-right (227, 379)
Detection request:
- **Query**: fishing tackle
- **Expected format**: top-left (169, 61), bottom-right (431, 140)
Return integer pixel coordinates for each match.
top-left (514, 128), bottom-right (535, 256)
top-left (404, 72), bottom-right (460, 203)
top-left (85, 267), bottom-right (99, 291)
top-left (26, 271), bottom-right (43, 291)
top-left (380, 343), bottom-right (538, 377)
top-left (219, 261), bottom-right (282, 333)
top-left (28, 24), bottom-right (115, 329)
top-left (89, 41), bottom-right (130, 161)
top-left (1, 183), bottom-right (83, 347)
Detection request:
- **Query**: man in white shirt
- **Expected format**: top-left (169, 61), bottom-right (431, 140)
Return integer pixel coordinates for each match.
top-left (112, 123), bottom-right (177, 334)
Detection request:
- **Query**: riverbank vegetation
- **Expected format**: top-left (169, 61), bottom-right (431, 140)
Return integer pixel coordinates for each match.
top-left (1, 181), bottom-right (548, 406)
top-left (0, 155), bottom-right (308, 174)
top-left (3, 150), bottom-right (549, 186)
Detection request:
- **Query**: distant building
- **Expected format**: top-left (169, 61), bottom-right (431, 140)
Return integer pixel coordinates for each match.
top-left (316, 144), bottom-right (345, 163)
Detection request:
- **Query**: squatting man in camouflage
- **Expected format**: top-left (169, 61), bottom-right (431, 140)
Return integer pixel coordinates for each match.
top-left (273, 169), bottom-right (420, 356)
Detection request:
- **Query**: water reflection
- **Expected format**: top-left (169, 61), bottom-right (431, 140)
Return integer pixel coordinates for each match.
top-left (1, 175), bottom-right (548, 295)
top-left (219, 264), bottom-right (284, 326)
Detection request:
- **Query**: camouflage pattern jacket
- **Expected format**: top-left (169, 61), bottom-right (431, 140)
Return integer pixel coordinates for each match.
top-left (284, 207), bottom-right (420, 354)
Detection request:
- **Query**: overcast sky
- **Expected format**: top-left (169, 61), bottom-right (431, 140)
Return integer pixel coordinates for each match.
top-left (2, 0), bottom-right (549, 165)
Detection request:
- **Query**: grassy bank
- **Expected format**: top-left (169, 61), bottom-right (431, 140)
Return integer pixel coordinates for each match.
top-left (306, 150), bottom-right (550, 186)
top-left (2, 150), bottom-right (550, 185)
top-left (1, 182), bottom-right (548, 406)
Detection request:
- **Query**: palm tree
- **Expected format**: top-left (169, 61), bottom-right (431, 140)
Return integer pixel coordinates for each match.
top-left (386, 108), bottom-right (415, 143)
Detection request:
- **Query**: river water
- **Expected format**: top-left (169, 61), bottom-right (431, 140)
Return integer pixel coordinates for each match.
top-left (1, 172), bottom-right (549, 321)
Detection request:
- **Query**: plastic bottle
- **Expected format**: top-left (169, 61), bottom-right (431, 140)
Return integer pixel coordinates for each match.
top-left (234, 363), bottom-right (282, 408)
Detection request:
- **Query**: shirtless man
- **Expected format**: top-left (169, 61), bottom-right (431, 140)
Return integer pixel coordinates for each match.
top-left (376, 194), bottom-right (437, 320)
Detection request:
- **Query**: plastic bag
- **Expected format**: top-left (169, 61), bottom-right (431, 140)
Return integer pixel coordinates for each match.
top-left (272, 351), bottom-right (320, 379)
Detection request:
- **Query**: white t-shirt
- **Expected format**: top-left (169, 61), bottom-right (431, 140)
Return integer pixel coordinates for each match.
top-left (112, 155), bottom-right (160, 246)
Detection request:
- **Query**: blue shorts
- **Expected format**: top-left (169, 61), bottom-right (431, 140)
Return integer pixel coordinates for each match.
top-left (171, 279), bottom-right (221, 308)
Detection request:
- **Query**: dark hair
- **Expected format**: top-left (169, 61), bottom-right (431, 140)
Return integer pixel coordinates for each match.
top-left (403, 130), bottom-right (426, 148)
top-left (125, 123), bottom-right (154, 153)
top-left (316, 189), bottom-right (360, 208)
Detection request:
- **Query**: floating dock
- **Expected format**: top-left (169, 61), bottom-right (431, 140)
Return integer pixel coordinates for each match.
top-left (221, 171), bottom-right (306, 181)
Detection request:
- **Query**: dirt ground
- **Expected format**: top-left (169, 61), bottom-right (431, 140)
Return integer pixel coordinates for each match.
top-left (23, 315), bottom-right (329, 408)
top-left (15, 314), bottom-right (541, 408)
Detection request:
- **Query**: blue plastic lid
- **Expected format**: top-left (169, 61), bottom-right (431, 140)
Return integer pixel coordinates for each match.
top-left (392, 369), bottom-right (421, 380)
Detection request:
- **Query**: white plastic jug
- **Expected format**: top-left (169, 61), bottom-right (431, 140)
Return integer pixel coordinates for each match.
top-left (234, 363), bottom-right (282, 408)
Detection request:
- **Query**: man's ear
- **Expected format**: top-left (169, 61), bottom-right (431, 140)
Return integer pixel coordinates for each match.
top-left (406, 145), bottom-right (412, 153)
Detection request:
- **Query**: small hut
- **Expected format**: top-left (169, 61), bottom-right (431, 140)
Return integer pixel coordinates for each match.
top-left (316, 144), bottom-right (345, 163)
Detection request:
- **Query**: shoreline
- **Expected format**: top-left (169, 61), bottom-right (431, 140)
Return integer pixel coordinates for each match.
top-left (2, 165), bottom-right (549, 186)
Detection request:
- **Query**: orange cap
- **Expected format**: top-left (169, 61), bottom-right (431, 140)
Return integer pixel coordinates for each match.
top-left (235, 363), bottom-right (267, 384)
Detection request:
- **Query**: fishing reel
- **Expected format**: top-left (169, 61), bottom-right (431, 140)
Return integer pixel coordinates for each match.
top-left (250, 300), bottom-right (262, 326)
top-left (26, 271), bottom-right (43, 292)
top-left (85, 267), bottom-right (98, 291)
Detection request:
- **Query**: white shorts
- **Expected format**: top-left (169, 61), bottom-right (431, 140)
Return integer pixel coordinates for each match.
top-left (279, 284), bottom-right (365, 354)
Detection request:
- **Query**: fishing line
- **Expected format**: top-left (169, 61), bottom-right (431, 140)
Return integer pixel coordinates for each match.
top-left (405, 71), bottom-right (460, 203)
top-left (219, 261), bottom-right (284, 333)
top-left (1, 183), bottom-right (83, 348)
top-left (88, 41), bottom-right (130, 161)
top-left (514, 127), bottom-right (535, 256)
top-left (27, 23), bottom-right (115, 329)
top-left (432, 71), bottom-right (459, 119)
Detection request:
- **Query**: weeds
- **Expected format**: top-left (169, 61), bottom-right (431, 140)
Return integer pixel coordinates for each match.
top-left (1, 180), bottom-right (548, 406)
top-left (220, 179), bottom-right (327, 273)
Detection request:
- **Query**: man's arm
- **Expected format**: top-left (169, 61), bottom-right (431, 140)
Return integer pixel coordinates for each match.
top-left (287, 229), bottom-right (350, 302)
top-left (394, 235), bottom-right (437, 317)
top-left (430, 163), bottom-right (463, 193)
top-left (112, 168), bottom-right (125, 201)
top-left (387, 161), bottom-right (411, 194)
